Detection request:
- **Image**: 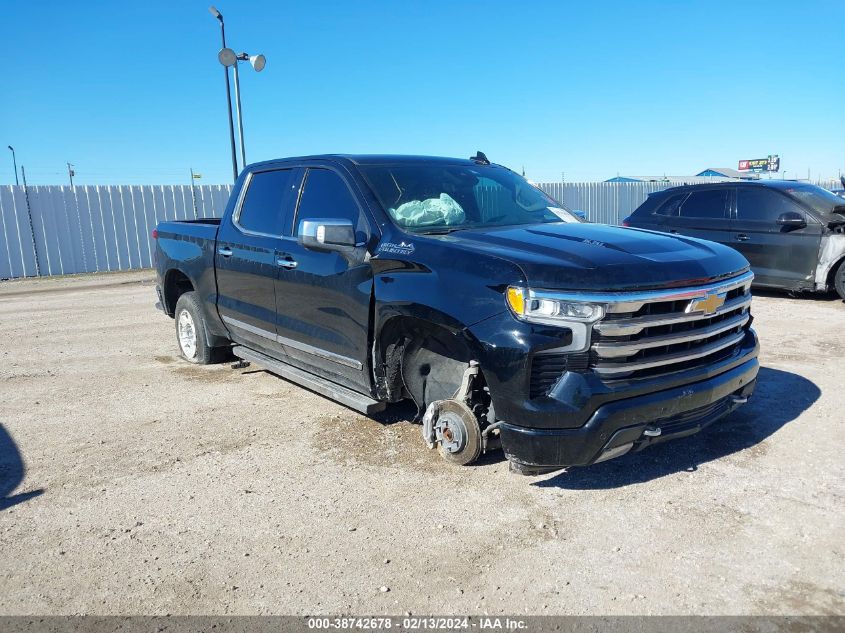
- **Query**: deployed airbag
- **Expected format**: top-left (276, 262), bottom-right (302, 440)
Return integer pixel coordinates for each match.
top-left (391, 193), bottom-right (465, 227)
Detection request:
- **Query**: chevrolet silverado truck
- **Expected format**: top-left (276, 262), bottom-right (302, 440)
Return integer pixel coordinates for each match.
top-left (154, 154), bottom-right (760, 475)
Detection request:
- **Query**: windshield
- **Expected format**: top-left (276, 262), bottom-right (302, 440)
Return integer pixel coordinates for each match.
top-left (783, 184), bottom-right (845, 218)
top-left (359, 163), bottom-right (581, 233)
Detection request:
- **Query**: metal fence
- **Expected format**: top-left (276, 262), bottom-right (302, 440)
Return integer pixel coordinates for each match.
top-left (0, 184), bottom-right (232, 279)
top-left (1, 178), bottom-right (841, 279)
top-left (537, 181), bottom-right (686, 224)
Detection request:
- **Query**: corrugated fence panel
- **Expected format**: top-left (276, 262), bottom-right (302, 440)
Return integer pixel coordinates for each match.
top-left (0, 184), bottom-right (233, 279)
top-left (2, 178), bottom-right (834, 279)
top-left (536, 180), bottom-right (729, 224)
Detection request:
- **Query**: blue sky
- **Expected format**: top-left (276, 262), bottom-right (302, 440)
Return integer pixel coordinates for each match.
top-left (2, 0), bottom-right (843, 185)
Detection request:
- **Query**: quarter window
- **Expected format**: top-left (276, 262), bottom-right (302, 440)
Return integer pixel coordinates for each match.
top-left (655, 193), bottom-right (688, 217)
top-left (737, 188), bottom-right (802, 222)
top-left (678, 189), bottom-right (728, 219)
top-left (237, 169), bottom-right (298, 235)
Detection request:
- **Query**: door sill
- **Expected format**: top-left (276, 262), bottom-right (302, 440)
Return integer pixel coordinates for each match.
top-left (232, 345), bottom-right (386, 415)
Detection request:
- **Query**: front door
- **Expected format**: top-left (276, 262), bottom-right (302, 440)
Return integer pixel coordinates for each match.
top-left (215, 167), bottom-right (301, 356)
top-left (731, 186), bottom-right (822, 288)
top-left (272, 167), bottom-right (376, 393)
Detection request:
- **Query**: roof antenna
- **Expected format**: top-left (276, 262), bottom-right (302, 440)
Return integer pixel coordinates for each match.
top-left (470, 151), bottom-right (490, 165)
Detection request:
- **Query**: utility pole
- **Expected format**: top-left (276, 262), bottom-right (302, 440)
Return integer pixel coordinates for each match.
top-left (67, 162), bottom-right (75, 186)
top-left (21, 165), bottom-right (41, 276)
top-left (7, 146), bottom-right (18, 185)
top-left (209, 6), bottom-right (240, 183)
top-left (190, 168), bottom-right (201, 216)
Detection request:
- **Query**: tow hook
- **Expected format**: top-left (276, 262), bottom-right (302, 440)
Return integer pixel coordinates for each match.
top-left (643, 426), bottom-right (662, 437)
top-left (731, 395), bottom-right (748, 404)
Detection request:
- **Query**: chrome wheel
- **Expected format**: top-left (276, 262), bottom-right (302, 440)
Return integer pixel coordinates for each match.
top-left (177, 309), bottom-right (197, 359)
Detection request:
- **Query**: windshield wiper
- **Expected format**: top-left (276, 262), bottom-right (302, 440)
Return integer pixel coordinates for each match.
top-left (417, 227), bottom-right (465, 235)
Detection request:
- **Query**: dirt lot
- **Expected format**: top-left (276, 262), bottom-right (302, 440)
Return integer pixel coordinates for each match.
top-left (0, 271), bottom-right (843, 616)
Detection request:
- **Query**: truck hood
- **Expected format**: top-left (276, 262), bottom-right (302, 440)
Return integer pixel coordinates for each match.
top-left (437, 223), bottom-right (750, 291)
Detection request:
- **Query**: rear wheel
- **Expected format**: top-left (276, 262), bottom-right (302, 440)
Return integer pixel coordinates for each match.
top-left (835, 261), bottom-right (845, 301)
top-left (174, 291), bottom-right (219, 364)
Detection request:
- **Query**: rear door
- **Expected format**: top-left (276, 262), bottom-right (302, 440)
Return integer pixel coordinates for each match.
top-left (731, 186), bottom-right (822, 288)
top-left (665, 188), bottom-right (732, 244)
top-left (272, 166), bottom-right (376, 393)
top-left (215, 167), bottom-right (301, 356)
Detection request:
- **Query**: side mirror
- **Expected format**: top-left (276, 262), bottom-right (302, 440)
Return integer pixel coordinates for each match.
top-left (572, 209), bottom-right (587, 220)
top-left (776, 211), bottom-right (806, 229)
top-left (298, 219), bottom-right (356, 252)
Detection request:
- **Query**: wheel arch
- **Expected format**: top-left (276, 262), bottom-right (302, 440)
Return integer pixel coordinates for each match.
top-left (162, 268), bottom-right (195, 317)
top-left (825, 254), bottom-right (845, 289)
top-left (374, 314), bottom-right (487, 412)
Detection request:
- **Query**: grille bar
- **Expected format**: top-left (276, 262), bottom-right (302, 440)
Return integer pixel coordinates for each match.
top-left (592, 329), bottom-right (747, 377)
top-left (593, 312), bottom-right (750, 359)
top-left (594, 294), bottom-right (751, 336)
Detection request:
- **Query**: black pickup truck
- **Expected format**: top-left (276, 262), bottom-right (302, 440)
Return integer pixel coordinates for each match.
top-left (154, 154), bottom-right (760, 475)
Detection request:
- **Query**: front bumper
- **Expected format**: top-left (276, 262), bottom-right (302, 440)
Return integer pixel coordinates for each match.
top-left (499, 355), bottom-right (759, 473)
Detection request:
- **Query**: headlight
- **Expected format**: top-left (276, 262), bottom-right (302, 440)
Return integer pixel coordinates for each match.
top-left (506, 286), bottom-right (605, 352)
top-left (506, 286), bottom-right (605, 325)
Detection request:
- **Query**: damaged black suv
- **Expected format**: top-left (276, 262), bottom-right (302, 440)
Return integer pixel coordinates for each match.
top-left (625, 181), bottom-right (845, 300)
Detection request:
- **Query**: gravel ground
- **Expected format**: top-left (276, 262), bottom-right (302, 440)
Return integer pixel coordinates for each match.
top-left (0, 270), bottom-right (843, 616)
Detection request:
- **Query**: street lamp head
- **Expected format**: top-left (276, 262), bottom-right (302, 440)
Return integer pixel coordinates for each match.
top-left (218, 47), bottom-right (237, 67)
top-left (7, 146), bottom-right (13, 152)
top-left (208, 5), bottom-right (222, 20)
top-left (249, 54), bottom-right (266, 72)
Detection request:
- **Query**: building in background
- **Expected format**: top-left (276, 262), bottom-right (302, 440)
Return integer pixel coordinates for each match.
top-left (696, 167), bottom-right (759, 180)
top-left (605, 176), bottom-right (642, 183)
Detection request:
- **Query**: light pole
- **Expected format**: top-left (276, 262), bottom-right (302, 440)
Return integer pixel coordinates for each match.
top-left (7, 146), bottom-right (18, 185)
top-left (218, 48), bottom-right (266, 168)
top-left (67, 162), bottom-right (75, 186)
top-left (209, 6), bottom-right (240, 183)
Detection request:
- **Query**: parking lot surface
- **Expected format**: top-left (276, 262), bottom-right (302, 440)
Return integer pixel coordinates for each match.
top-left (0, 271), bottom-right (843, 615)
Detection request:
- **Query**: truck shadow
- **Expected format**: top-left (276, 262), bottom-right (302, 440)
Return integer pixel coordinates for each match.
top-left (0, 424), bottom-right (44, 511)
top-left (752, 288), bottom-right (842, 303)
top-left (534, 366), bottom-right (819, 490)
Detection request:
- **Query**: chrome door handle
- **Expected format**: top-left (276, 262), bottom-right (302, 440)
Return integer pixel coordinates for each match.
top-left (218, 246), bottom-right (233, 257)
top-left (277, 258), bottom-right (298, 269)
top-left (736, 234), bottom-right (750, 242)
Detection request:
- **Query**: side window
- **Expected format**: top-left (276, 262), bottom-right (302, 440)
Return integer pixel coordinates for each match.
top-left (737, 188), bottom-right (802, 222)
top-left (679, 189), bottom-right (728, 219)
top-left (296, 169), bottom-right (368, 241)
top-left (237, 169), bottom-right (298, 236)
top-left (655, 192), bottom-right (688, 217)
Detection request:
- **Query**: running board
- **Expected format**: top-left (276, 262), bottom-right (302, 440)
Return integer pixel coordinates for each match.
top-left (231, 345), bottom-right (386, 415)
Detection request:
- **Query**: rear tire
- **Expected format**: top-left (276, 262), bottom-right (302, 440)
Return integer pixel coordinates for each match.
top-left (174, 291), bottom-right (219, 364)
top-left (835, 261), bottom-right (845, 301)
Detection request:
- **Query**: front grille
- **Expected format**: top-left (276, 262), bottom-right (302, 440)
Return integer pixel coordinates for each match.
top-left (590, 272), bottom-right (753, 380)
top-left (650, 395), bottom-right (734, 435)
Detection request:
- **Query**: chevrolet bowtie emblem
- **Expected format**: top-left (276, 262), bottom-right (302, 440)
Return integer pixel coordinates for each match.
top-left (688, 292), bottom-right (726, 315)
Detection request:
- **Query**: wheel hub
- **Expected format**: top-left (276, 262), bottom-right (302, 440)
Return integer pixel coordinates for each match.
top-left (434, 410), bottom-right (467, 454)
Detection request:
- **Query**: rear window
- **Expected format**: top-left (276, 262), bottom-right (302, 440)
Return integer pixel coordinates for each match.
top-left (237, 169), bottom-right (298, 236)
top-left (678, 189), bottom-right (728, 219)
